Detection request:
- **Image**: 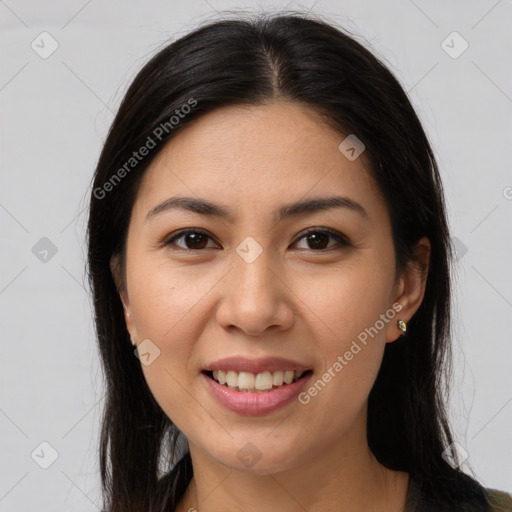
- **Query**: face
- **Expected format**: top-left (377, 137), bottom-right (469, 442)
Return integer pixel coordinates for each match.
top-left (115, 101), bottom-right (428, 475)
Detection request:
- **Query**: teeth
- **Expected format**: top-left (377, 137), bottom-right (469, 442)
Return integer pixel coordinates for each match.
top-left (273, 371), bottom-right (284, 386)
top-left (226, 370), bottom-right (237, 388)
top-left (211, 369), bottom-right (306, 392)
top-left (284, 370), bottom-right (294, 384)
top-left (238, 371), bottom-right (254, 391)
top-left (256, 371), bottom-right (273, 390)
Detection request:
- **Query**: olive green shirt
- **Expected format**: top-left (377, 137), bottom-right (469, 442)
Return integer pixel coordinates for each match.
top-left (404, 478), bottom-right (512, 511)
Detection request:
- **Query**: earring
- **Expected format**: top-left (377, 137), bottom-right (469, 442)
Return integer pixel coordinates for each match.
top-left (397, 319), bottom-right (407, 334)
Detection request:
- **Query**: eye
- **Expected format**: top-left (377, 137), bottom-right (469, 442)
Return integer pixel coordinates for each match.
top-left (292, 228), bottom-right (350, 251)
top-left (164, 229), bottom-right (219, 250)
top-left (163, 227), bottom-right (350, 252)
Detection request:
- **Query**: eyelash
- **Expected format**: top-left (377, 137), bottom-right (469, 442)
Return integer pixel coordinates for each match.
top-left (163, 227), bottom-right (350, 252)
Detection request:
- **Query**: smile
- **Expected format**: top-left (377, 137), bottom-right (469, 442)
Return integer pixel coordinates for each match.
top-left (201, 369), bottom-right (314, 415)
top-left (203, 369), bottom-right (311, 392)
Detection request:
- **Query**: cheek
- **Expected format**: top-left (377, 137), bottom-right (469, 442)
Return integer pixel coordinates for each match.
top-left (127, 254), bottom-right (215, 343)
top-left (126, 254), bottom-right (239, 419)
top-left (296, 254), bottom-right (394, 352)
top-left (128, 266), bottom-right (205, 428)
top-left (292, 254), bottom-right (394, 414)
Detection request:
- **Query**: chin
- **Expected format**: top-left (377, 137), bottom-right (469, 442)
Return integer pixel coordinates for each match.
top-left (209, 442), bottom-right (302, 476)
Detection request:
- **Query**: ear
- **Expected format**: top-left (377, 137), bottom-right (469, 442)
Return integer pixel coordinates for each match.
top-left (386, 236), bottom-right (431, 343)
top-left (110, 253), bottom-right (138, 343)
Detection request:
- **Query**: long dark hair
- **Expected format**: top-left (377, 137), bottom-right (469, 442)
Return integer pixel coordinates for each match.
top-left (87, 11), bottom-right (490, 511)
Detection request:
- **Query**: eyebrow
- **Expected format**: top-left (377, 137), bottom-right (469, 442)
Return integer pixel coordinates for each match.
top-left (144, 195), bottom-right (368, 223)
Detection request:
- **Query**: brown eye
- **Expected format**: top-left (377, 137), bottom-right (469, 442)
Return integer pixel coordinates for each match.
top-left (164, 227), bottom-right (350, 252)
top-left (165, 230), bottom-right (216, 250)
top-left (294, 228), bottom-right (350, 251)
top-left (304, 232), bottom-right (330, 250)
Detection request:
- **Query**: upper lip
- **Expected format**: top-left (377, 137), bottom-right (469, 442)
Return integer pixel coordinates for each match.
top-left (202, 356), bottom-right (312, 374)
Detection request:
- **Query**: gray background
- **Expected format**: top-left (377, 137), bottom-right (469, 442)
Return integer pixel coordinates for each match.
top-left (1, 0), bottom-right (511, 509)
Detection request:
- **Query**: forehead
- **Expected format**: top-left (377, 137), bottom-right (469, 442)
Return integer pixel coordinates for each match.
top-left (134, 101), bottom-right (386, 223)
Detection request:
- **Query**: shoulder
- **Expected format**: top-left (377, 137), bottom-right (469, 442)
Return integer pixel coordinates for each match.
top-left (485, 488), bottom-right (512, 512)
top-left (405, 476), bottom-right (512, 512)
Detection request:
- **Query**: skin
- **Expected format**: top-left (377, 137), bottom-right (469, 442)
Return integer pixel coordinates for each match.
top-left (112, 101), bottom-right (430, 512)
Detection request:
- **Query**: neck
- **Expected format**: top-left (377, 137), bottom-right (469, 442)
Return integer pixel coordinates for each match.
top-left (175, 413), bottom-right (409, 511)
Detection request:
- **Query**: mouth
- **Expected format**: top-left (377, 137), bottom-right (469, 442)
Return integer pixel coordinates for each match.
top-left (201, 369), bottom-right (314, 393)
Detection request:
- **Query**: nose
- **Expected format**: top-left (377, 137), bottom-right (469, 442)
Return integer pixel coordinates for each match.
top-left (215, 248), bottom-right (295, 336)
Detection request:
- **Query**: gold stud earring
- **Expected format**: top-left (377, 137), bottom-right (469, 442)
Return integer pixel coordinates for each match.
top-left (397, 319), bottom-right (407, 334)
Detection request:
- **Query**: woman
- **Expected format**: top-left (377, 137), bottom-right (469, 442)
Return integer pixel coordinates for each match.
top-left (87, 11), bottom-right (512, 512)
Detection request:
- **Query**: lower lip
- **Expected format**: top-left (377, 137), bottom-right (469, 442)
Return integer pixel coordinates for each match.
top-left (201, 372), bottom-right (313, 416)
